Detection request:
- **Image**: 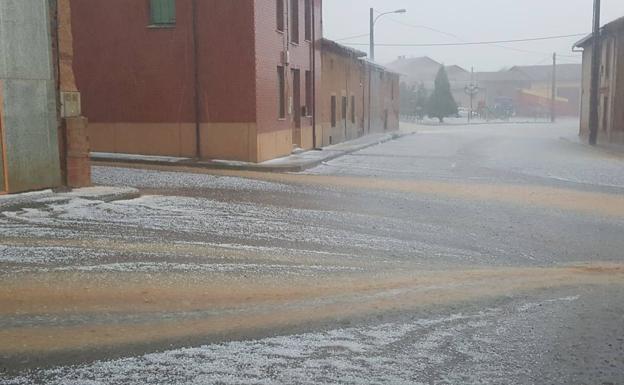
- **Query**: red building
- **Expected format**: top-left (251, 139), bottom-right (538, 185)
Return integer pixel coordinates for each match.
top-left (71, 0), bottom-right (321, 162)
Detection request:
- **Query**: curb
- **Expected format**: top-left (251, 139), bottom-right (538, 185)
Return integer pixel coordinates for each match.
top-left (559, 136), bottom-right (624, 159)
top-left (400, 120), bottom-right (553, 127)
top-left (92, 131), bottom-right (417, 173)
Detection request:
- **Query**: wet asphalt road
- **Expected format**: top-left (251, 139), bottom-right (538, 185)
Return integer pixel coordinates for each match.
top-left (1, 121), bottom-right (624, 384)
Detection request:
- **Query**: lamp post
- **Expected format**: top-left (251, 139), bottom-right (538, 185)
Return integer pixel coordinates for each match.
top-left (369, 8), bottom-right (406, 61)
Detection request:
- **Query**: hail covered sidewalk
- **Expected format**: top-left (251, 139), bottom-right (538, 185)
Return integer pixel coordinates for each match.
top-left (0, 186), bottom-right (140, 212)
top-left (91, 130), bottom-right (417, 173)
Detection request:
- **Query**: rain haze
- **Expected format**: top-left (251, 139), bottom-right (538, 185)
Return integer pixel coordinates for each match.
top-left (2, 0), bottom-right (624, 384)
top-left (324, 0), bottom-right (624, 69)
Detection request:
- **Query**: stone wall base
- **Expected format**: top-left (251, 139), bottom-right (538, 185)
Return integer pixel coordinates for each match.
top-left (63, 116), bottom-right (91, 188)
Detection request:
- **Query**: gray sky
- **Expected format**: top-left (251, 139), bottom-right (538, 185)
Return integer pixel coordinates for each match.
top-left (323, 0), bottom-right (624, 71)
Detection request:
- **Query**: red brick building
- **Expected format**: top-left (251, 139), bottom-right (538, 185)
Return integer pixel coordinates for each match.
top-left (71, 0), bottom-right (321, 162)
top-left (320, 39), bottom-right (400, 146)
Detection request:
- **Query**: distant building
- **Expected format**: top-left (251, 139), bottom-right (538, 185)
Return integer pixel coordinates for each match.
top-left (320, 39), bottom-right (399, 146)
top-left (575, 16), bottom-right (624, 146)
top-left (473, 71), bottom-right (532, 108)
top-left (0, 0), bottom-right (89, 194)
top-left (386, 57), bottom-right (470, 108)
top-left (510, 64), bottom-right (582, 116)
top-left (388, 55), bottom-right (582, 118)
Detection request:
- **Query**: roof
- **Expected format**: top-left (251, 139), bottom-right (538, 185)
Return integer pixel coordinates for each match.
top-left (359, 57), bottom-right (401, 76)
top-left (385, 56), bottom-right (467, 85)
top-left (474, 71), bottom-right (531, 82)
top-left (446, 65), bottom-right (469, 75)
top-left (321, 38), bottom-right (367, 58)
top-left (575, 16), bottom-right (624, 48)
top-left (320, 39), bottom-right (398, 76)
top-left (510, 64), bottom-right (582, 82)
top-left (519, 88), bottom-right (569, 102)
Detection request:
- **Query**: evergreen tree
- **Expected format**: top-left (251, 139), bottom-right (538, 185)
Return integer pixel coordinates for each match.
top-left (426, 66), bottom-right (458, 122)
top-left (414, 82), bottom-right (428, 120)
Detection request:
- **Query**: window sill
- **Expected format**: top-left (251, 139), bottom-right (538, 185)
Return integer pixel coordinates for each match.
top-left (147, 24), bottom-right (176, 29)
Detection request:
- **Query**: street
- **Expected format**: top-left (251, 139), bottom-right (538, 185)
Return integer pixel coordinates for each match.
top-left (1, 121), bottom-right (624, 384)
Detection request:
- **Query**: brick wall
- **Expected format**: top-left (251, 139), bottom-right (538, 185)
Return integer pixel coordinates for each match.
top-left (253, 0), bottom-right (322, 160)
top-left (320, 42), bottom-right (400, 147)
top-left (72, 0), bottom-right (320, 162)
top-left (64, 117), bottom-right (91, 188)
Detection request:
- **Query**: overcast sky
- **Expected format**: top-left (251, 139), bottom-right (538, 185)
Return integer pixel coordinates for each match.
top-left (323, 0), bottom-right (624, 71)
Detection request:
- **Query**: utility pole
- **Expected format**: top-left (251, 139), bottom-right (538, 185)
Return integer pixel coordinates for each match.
top-left (589, 0), bottom-right (601, 145)
top-left (551, 52), bottom-right (557, 123)
top-left (369, 8), bottom-right (375, 61)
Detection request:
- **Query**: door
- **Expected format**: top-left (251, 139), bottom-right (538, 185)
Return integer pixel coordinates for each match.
top-left (602, 96), bottom-right (609, 132)
top-left (291, 69), bottom-right (302, 148)
top-left (342, 95), bottom-right (347, 139)
top-left (0, 101), bottom-right (5, 193)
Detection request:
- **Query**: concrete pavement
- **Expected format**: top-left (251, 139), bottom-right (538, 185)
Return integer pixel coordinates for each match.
top-left (2, 120), bottom-right (624, 384)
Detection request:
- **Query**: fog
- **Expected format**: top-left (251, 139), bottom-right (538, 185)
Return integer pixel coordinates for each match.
top-left (324, 0), bottom-right (624, 70)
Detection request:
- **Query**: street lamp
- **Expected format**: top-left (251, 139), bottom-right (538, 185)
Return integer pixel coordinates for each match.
top-left (369, 8), bottom-right (407, 61)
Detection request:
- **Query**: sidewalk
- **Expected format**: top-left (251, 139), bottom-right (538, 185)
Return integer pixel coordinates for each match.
top-left (400, 117), bottom-right (554, 126)
top-left (91, 129), bottom-right (417, 173)
top-left (0, 186), bottom-right (140, 212)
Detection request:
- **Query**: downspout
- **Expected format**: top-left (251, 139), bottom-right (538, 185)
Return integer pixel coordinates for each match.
top-left (49, 0), bottom-right (67, 186)
top-left (311, 0), bottom-right (317, 148)
top-left (192, 0), bottom-right (201, 159)
top-left (344, 61), bottom-right (348, 138)
top-left (367, 64), bottom-right (372, 133)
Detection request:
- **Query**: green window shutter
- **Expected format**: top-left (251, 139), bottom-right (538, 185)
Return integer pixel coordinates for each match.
top-left (150, 0), bottom-right (176, 25)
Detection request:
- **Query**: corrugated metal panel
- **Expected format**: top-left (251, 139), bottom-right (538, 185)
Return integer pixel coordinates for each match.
top-left (0, 0), bottom-right (62, 193)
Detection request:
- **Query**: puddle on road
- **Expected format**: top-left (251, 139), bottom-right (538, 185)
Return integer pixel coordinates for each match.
top-left (96, 163), bottom-right (624, 218)
top-left (1, 263), bottom-right (623, 358)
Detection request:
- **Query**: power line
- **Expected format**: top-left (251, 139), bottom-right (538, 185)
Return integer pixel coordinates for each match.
top-left (342, 33), bottom-right (588, 47)
top-left (384, 17), bottom-right (465, 41)
top-left (335, 16), bottom-right (584, 59)
top-left (382, 17), bottom-right (584, 58)
top-left (334, 33), bottom-right (370, 42)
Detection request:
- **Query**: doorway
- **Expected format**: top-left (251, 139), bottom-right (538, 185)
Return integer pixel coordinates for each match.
top-left (291, 69), bottom-right (302, 148)
top-left (0, 110), bottom-right (6, 193)
top-left (602, 96), bottom-right (609, 132)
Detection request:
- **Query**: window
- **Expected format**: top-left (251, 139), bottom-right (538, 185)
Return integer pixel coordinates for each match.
top-left (331, 96), bottom-right (337, 128)
top-left (342, 96), bottom-right (347, 121)
top-left (602, 96), bottom-right (609, 132)
top-left (290, 0), bottom-right (299, 44)
top-left (278, 67), bottom-right (286, 119)
top-left (351, 95), bottom-right (356, 124)
top-left (304, 0), bottom-right (312, 41)
top-left (605, 41), bottom-right (612, 79)
top-left (305, 71), bottom-right (312, 117)
top-left (150, 0), bottom-right (176, 26)
top-left (276, 0), bottom-right (284, 31)
top-left (384, 109), bottom-right (389, 130)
